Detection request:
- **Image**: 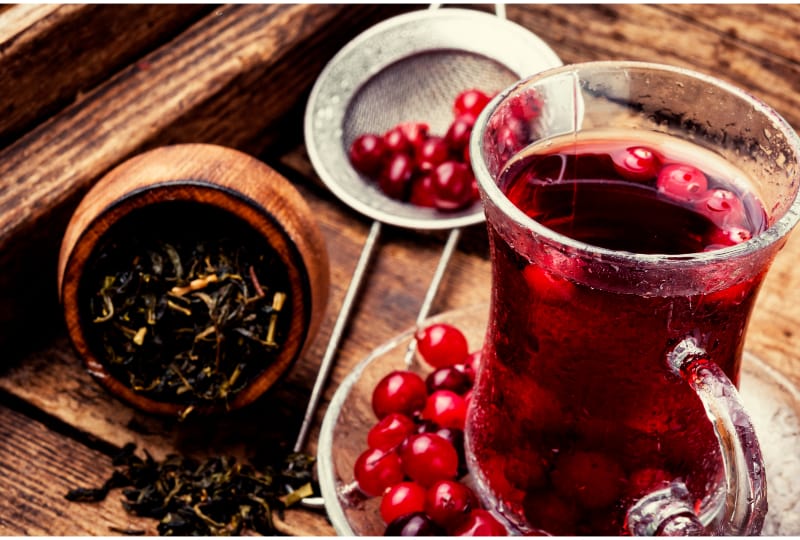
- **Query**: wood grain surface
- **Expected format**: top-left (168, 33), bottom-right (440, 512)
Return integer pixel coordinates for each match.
top-left (1, 4), bottom-right (799, 536)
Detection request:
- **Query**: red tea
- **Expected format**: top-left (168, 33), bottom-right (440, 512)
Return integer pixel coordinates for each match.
top-left (466, 133), bottom-right (769, 534)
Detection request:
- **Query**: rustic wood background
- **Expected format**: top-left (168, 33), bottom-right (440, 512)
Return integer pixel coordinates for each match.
top-left (1, 4), bottom-right (799, 535)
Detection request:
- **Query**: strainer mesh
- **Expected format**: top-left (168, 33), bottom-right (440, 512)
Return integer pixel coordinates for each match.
top-left (343, 50), bottom-right (518, 148)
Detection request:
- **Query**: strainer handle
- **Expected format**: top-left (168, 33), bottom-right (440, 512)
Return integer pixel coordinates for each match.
top-left (293, 220), bottom-right (382, 453)
top-left (403, 227), bottom-right (463, 366)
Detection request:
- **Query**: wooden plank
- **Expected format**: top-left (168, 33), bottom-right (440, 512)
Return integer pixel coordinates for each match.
top-left (0, 4), bottom-right (405, 352)
top-left (0, 4), bottom-right (214, 148)
top-left (0, 398), bottom-right (333, 535)
top-left (661, 4), bottom-right (800, 65)
top-left (506, 4), bottom-right (800, 127)
top-left (0, 402), bottom-right (152, 535)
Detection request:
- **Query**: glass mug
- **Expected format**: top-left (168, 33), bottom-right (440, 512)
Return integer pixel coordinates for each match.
top-left (467, 62), bottom-right (800, 535)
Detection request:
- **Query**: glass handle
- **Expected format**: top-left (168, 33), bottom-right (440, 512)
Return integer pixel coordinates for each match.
top-left (627, 337), bottom-right (768, 536)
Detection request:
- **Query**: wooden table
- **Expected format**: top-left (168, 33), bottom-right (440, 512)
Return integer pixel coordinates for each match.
top-left (1, 4), bottom-right (799, 536)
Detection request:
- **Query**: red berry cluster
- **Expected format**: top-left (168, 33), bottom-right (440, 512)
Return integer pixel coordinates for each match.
top-left (612, 146), bottom-right (753, 249)
top-left (348, 89), bottom-right (494, 212)
top-left (354, 322), bottom-right (507, 536)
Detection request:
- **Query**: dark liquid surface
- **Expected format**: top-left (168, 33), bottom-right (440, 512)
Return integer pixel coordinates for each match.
top-left (499, 142), bottom-right (766, 254)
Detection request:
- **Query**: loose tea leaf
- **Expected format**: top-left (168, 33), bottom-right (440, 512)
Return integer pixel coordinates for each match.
top-left (80, 202), bottom-right (293, 412)
top-left (65, 443), bottom-right (318, 536)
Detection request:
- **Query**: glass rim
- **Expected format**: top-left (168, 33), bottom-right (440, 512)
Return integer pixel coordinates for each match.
top-left (470, 60), bottom-right (800, 267)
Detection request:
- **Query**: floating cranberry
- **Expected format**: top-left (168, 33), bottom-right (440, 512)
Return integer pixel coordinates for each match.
top-left (425, 479), bottom-right (477, 531)
top-left (452, 509), bottom-right (508, 536)
top-left (399, 433), bottom-right (460, 487)
top-left (506, 91), bottom-right (543, 122)
top-left (708, 225), bottom-right (752, 247)
top-left (494, 116), bottom-right (527, 157)
top-left (656, 163), bottom-right (709, 202)
top-left (384, 511), bottom-right (445, 536)
top-left (417, 136), bottom-right (450, 171)
top-left (550, 450), bottom-right (626, 510)
top-left (397, 121), bottom-right (430, 152)
top-left (372, 370), bottom-right (428, 419)
top-left (699, 188), bottom-right (747, 227)
top-left (349, 134), bottom-right (387, 176)
top-left (368, 412), bottom-right (416, 451)
top-left (408, 173), bottom-right (437, 208)
top-left (479, 454), bottom-right (526, 505)
top-left (611, 146), bottom-right (661, 181)
top-left (380, 481), bottom-right (427, 525)
top-left (431, 161), bottom-right (475, 211)
top-left (445, 115), bottom-right (476, 152)
top-left (415, 323), bottom-right (470, 368)
top-left (453, 89), bottom-right (492, 119)
top-left (626, 467), bottom-right (672, 498)
top-left (426, 366), bottom-right (473, 395)
top-left (523, 492), bottom-right (578, 536)
top-left (353, 447), bottom-right (404, 497)
top-left (523, 264), bottom-right (575, 302)
top-left (421, 390), bottom-right (468, 430)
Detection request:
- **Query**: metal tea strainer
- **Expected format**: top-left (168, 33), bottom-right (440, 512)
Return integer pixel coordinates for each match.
top-left (293, 5), bottom-right (562, 507)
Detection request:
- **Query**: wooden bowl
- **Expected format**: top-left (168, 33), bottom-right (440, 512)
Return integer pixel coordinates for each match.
top-left (57, 144), bottom-right (330, 416)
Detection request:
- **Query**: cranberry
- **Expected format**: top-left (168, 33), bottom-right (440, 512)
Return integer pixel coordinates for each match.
top-left (494, 118), bottom-right (527, 158)
top-left (384, 512), bottom-right (445, 536)
top-left (416, 426), bottom-right (467, 477)
top-left (523, 492), bottom-right (578, 536)
top-left (469, 176), bottom-right (480, 203)
top-left (368, 412), bottom-right (416, 451)
top-left (708, 225), bottom-right (752, 247)
top-left (453, 89), bottom-right (492, 119)
top-left (409, 173), bottom-right (437, 208)
top-left (506, 91), bottom-right (543, 122)
top-left (380, 481), bottom-right (427, 524)
top-left (425, 479), bottom-right (477, 531)
top-left (415, 323), bottom-right (470, 368)
top-left (416, 136), bottom-right (450, 172)
top-left (457, 351), bottom-right (481, 383)
top-left (452, 509), bottom-right (507, 536)
top-left (379, 153), bottom-right (414, 200)
top-left (502, 449), bottom-right (548, 491)
top-left (349, 134), bottom-right (387, 176)
top-left (699, 188), bottom-right (747, 227)
top-left (523, 264), bottom-right (575, 302)
top-left (399, 433), bottom-right (460, 487)
top-left (550, 450), bottom-right (626, 510)
top-left (656, 163), bottom-right (708, 202)
top-left (425, 366), bottom-right (473, 395)
top-left (397, 121), bottom-right (430, 152)
top-left (611, 146), bottom-right (661, 181)
top-left (431, 161), bottom-right (475, 211)
top-left (353, 447), bottom-right (404, 497)
top-left (421, 390), bottom-right (468, 430)
top-left (372, 370), bottom-right (428, 419)
top-left (383, 126), bottom-right (413, 155)
top-left (445, 115), bottom-right (476, 152)
top-left (626, 468), bottom-right (672, 498)
top-left (462, 144), bottom-right (471, 166)
top-left (479, 454), bottom-right (526, 505)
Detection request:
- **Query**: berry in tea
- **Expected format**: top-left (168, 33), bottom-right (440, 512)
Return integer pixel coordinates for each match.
top-left (466, 133), bottom-right (769, 534)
